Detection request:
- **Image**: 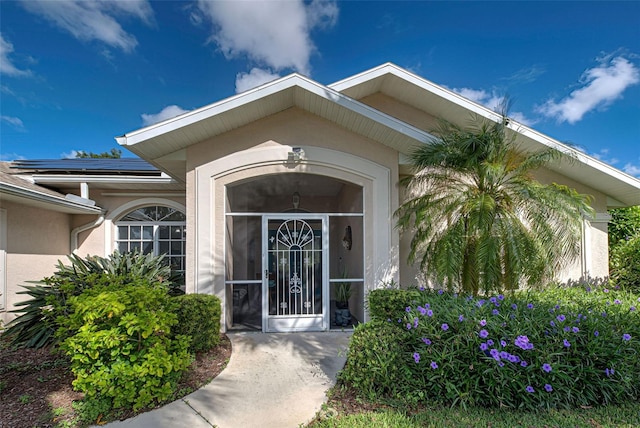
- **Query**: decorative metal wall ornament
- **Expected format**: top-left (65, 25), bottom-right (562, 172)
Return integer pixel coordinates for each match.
top-left (342, 225), bottom-right (352, 250)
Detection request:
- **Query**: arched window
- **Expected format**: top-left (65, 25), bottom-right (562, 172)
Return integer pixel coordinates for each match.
top-left (115, 205), bottom-right (186, 281)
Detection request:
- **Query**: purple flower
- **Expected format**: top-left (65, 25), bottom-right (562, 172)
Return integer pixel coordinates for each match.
top-left (594, 330), bottom-right (600, 337)
top-left (480, 342), bottom-right (489, 351)
top-left (490, 297), bottom-right (497, 304)
top-left (603, 288), bottom-right (609, 293)
top-left (430, 361), bottom-right (438, 370)
top-left (499, 351), bottom-right (509, 359)
top-left (572, 327), bottom-right (579, 333)
top-left (601, 312), bottom-right (608, 317)
top-left (441, 323), bottom-right (449, 331)
top-left (490, 348), bottom-right (500, 361)
top-left (422, 337), bottom-right (432, 345)
top-left (500, 340), bottom-right (507, 348)
top-left (605, 367), bottom-right (615, 377)
top-left (480, 319), bottom-right (487, 327)
top-left (557, 314), bottom-right (566, 322)
top-left (479, 329), bottom-right (489, 338)
top-left (458, 314), bottom-right (465, 322)
top-left (477, 299), bottom-right (486, 307)
top-left (614, 299), bottom-right (622, 305)
top-left (424, 303), bottom-right (431, 309)
top-left (487, 339), bottom-right (494, 346)
top-left (417, 306), bottom-right (427, 316)
top-left (498, 294), bottom-right (504, 301)
top-left (544, 384), bottom-right (553, 392)
top-left (563, 326), bottom-right (570, 332)
top-left (631, 306), bottom-right (636, 312)
top-left (414, 317), bottom-right (419, 328)
top-left (511, 303), bottom-right (518, 310)
top-left (623, 333), bottom-right (632, 341)
top-left (520, 360), bottom-right (528, 367)
top-left (508, 354), bottom-right (520, 363)
top-left (406, 306), bottom-right (412, 312)
top-left (526, 385), bottom-right (535, 393)
top-left (515, 335), bottom-right (534, 350)
top-left (427, 309), bottom-right (434, 317)
top-left (492, 309), bottom-right (500, 315)
top-left (498, 362), bottom-right (505, 367)
top-left (542, 363), bottom-right (552, 373)
top-left (413, 352), bottom-right (420, 363)
top-left (563, 339), bottom-right (571, 348)
top-left (419, 286), bottom-right (426, 291)
top-left (406, 323), bottom-right (412, 330)
top-left (550, 321), bottom-right (556, 327)
top-left (527, 303), bottom-right (534, 309)
top-left (437, 289), bottom-right (444, 295)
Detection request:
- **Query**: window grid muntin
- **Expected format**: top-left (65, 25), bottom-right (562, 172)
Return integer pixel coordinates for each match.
top-left (115, 204), bottom-right (186, 276)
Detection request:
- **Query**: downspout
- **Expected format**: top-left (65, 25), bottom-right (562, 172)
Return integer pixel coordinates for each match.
top-left (71, 212), bottom-right (105, 254)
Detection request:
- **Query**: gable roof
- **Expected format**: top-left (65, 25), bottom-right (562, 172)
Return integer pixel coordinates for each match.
top-left (116, 63), bottom-right (640, 207)
top-left (116, 73), bottom-right (432, 183)
top-left (330, 63), bottom-right (640, 207)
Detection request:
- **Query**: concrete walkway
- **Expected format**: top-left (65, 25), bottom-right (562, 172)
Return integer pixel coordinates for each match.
top-left (101, 331), bottom-right (352, 428)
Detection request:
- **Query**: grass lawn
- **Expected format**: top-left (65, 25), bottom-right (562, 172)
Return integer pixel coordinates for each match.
top-left (309, 388), bottom-right (640, 427)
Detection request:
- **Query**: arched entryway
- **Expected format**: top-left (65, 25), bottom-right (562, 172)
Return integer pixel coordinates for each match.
top-left (225, 173), bottom-right (364, 332)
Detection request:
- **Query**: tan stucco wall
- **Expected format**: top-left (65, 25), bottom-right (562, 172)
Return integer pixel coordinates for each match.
top-left (0, 201), bottom-right (71, 325)
top-left (185, 107), bottom-right (400, 329)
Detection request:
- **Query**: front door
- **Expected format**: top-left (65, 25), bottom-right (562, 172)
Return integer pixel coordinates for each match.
top-left (263, 215), bottom-right (328, 332)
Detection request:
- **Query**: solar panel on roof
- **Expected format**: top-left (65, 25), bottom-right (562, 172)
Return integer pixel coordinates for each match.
top-left (11, 158), bottom-right (160, 174)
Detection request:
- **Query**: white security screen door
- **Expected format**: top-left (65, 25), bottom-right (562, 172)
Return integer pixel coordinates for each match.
top-left (263, 216), bottom-right (328, 332)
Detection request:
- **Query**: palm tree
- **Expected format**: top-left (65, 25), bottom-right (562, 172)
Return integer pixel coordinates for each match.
top-left (396, 115), bottom-right (593, 295)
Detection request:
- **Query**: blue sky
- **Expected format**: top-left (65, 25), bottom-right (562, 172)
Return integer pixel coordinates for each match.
top-left (1, 1), bottom-right (639, 177)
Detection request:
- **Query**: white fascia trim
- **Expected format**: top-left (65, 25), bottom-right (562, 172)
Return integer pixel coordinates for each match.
top-left (32, 174), bottom-right (175, 185)
top-left (0, 183), bottom-right (103, 213)
top-left (116, 72), bottom-right (433, 148)
top-left (331, 63), bottom-right (640, 195)
top-left (117, 74), bottom-right (309, 146)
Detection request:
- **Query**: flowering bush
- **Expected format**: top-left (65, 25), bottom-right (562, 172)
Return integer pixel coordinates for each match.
top-left (340, 283), bottom-right (640, 410)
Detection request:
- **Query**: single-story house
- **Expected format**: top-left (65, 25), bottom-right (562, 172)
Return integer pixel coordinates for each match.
top-left (2, 63), bottom-right (639, 332)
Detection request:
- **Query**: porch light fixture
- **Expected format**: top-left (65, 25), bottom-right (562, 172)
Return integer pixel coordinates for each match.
top-left (292, 191), bottom-right (300, 210)
top-left (287, 147), bottom-right (305, 163)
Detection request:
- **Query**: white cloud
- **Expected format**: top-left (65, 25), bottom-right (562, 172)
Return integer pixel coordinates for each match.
top-left (141, 105), bottom-right (189, 126)
top-left (0, 34), bottom-right (31, 77)
top-left (450, 87), bottom-right (534, 125)
top-left (235, 68), bottom-right (281, 94)
top-left (590, 148), bottom-right (619, 166)
top-left (0, 152), bottom-right (26, 161)
top-left (1, 115), bottom-right (25, 131)
top-left (623, 163), bottom-right (640, 177)
top-left (60, 150), bottom-right (81, 159)
top-left (20, 0), bottom-right (154, 52)
top-left (195, 0), bottom-right (338, 76)
top-left (537, 56), bottom-right (640, 124)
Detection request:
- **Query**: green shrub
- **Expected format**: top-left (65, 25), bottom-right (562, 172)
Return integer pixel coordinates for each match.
top-left (340, 285), bottom-right (640, 410)
top-left (367, 288), bottom-right (422, 321)
top-left (172, 294), bottom-right (221, 353)
top-left (338, 320), bottom-right (410, 401)
top-left (60, 280), bottom-right (192, 411)
top-left (3, 251), bottom-right (176, 349)
top-left (610, 235), bottom-right (640, 292)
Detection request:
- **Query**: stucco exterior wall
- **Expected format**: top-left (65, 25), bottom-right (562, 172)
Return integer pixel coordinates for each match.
top-left (0, 201), bottom-right (71, 324)
top-left (185, 107), bottom-right (400, 329)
